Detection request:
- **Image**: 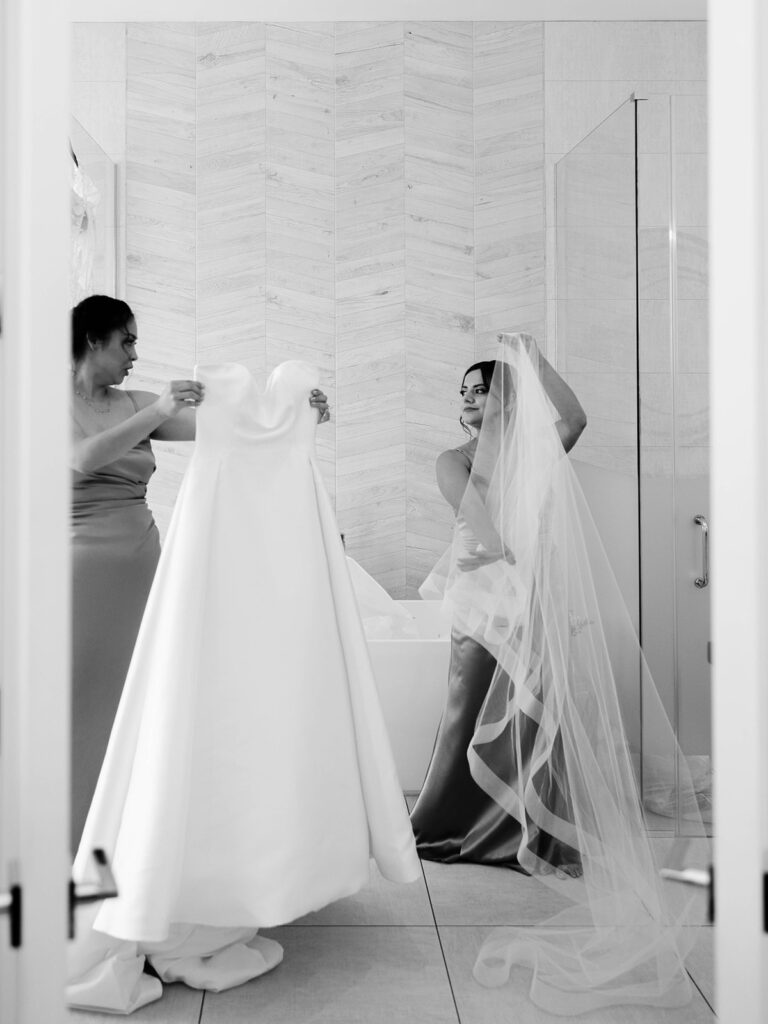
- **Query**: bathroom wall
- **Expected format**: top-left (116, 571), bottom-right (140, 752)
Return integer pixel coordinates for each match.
top-left (72, 19), bottom-right (706, 599)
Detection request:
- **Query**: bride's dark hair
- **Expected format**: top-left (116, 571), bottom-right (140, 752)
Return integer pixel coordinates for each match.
top-left (460, 360), bottom-right (496, 436)
top-left (462, 360), bottom-right (497, 391)
top-left (459, 359), bottom-right (520, 435)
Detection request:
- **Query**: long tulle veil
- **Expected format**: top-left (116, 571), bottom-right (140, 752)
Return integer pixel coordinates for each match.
top-left (420, 333), bottom-right (705, 1014)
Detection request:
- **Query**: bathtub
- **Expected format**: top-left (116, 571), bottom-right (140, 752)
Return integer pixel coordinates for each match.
top-left (365, 600), bottom-right (452, 793)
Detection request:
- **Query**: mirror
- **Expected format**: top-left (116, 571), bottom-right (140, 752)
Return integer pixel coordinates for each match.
top-left (68, 17), bottom-right (714, 1019)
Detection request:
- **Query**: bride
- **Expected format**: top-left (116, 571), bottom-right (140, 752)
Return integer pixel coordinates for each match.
top-left (415, 332), bottom-right (705, 1014)
top-left (411, 340), bottom-right (586, 869)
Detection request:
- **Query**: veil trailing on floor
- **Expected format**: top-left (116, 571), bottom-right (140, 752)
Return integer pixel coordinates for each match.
top-left (421, 333), bottom-right (705, 1014)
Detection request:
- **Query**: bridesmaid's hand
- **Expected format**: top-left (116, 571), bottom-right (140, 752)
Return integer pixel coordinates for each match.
top-left (310, 389), bottom-right (330, 424)
top-left (155, 380), bottom-right (205, 419)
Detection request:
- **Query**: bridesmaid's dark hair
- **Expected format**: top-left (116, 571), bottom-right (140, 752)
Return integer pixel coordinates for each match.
top-left (72, 295), bottom-right (134, 364)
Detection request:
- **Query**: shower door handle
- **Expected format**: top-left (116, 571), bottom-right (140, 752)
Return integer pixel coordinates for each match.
top-left (694, 515), bottom-right (709, 588)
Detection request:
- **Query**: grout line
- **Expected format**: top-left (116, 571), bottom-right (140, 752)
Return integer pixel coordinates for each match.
top-left (421, 860), bottom-right (463, 1023)
top-left (686, 967), bottom-right (716, 1016)
top-left (197, 988), bottom-right (206, 1024)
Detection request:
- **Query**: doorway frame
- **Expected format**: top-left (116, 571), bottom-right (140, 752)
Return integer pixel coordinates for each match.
top-left (0, 0), bottom-right (71, 1022)
top-left (3, 1), bottom-right (766, 1021)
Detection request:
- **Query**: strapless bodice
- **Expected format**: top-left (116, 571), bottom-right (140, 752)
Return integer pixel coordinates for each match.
top-left (193, 361), bottom-right (320, 457)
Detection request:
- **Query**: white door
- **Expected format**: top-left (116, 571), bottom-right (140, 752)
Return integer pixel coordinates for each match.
top-left (0, 0), bottom-right (70, 1021)
top-left (710, 0), bottom-right (768, 1021)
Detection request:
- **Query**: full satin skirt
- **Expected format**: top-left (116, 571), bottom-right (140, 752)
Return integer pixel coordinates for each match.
top-left (74, 447), bottom-right (418, 942)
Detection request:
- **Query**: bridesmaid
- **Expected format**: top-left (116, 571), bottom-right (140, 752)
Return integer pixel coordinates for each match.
top-left (410, 351), bottom-right (587, 867)
top-left (70, 296), bottom-right (329, 850)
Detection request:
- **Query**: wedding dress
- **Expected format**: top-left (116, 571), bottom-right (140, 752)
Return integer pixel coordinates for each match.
top-left (70, 162), bottom-right (100, 305)
top-left (68, 360), bottom-right (419, 1013)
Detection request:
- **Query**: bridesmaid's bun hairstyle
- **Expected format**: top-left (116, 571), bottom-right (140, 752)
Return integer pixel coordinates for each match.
top-left (72, 295), bottom-right (134, 363)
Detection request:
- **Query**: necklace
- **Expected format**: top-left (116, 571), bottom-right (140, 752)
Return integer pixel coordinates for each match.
top-left (73, 383), bottom-right (112, 415)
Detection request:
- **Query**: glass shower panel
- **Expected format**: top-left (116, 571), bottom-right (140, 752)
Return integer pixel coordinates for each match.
top-left (637, 95), bottom-right (711, 836)
top-left (556, 94), bottom-right (711, 836)
top-left (554, 97), bottom-right (646, 778)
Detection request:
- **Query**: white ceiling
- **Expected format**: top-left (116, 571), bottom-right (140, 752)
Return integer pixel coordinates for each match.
top-left (69, 0), bottom-right (707, 22)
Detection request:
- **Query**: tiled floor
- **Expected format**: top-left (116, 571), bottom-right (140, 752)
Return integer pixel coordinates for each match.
top-left (68, 815), bottom-right (715, 1024)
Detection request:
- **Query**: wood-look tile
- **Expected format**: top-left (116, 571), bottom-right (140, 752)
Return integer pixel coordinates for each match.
top-left (335, 21), bottom-right (403, 55)
top-left (127, 23), bottom-right (196, 78)
top-left (474, 22), bottom-right (543, 422)
top-left (405, 20), bottom-right (473, 604)
top-left (112, 16), bottom-right (703, 604)
top-left (335, 98), bottom-right (404, 144)
top-left (334, 23), bottom-right (404, 591)
top-left (405, 22), bottom-right (473, 60)
top-left (335, 479), bottom-right (406, 516)
top-left (440, 925), bottom-right (715, 1024)
top-left (406, 102), bottom-right (473, 143)
top-left (201, 926), bottom-right (458, 1023)
top-left (475, 307), bottom-right (547, 360)
top-left (126, 30), bottom-right (197, 530)
top-left (474, 22), bottom-right (542, 81)
top-left (270, 21), bottom-right (335, 43)
top-left (405, 303), bottom-right (474, 345)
